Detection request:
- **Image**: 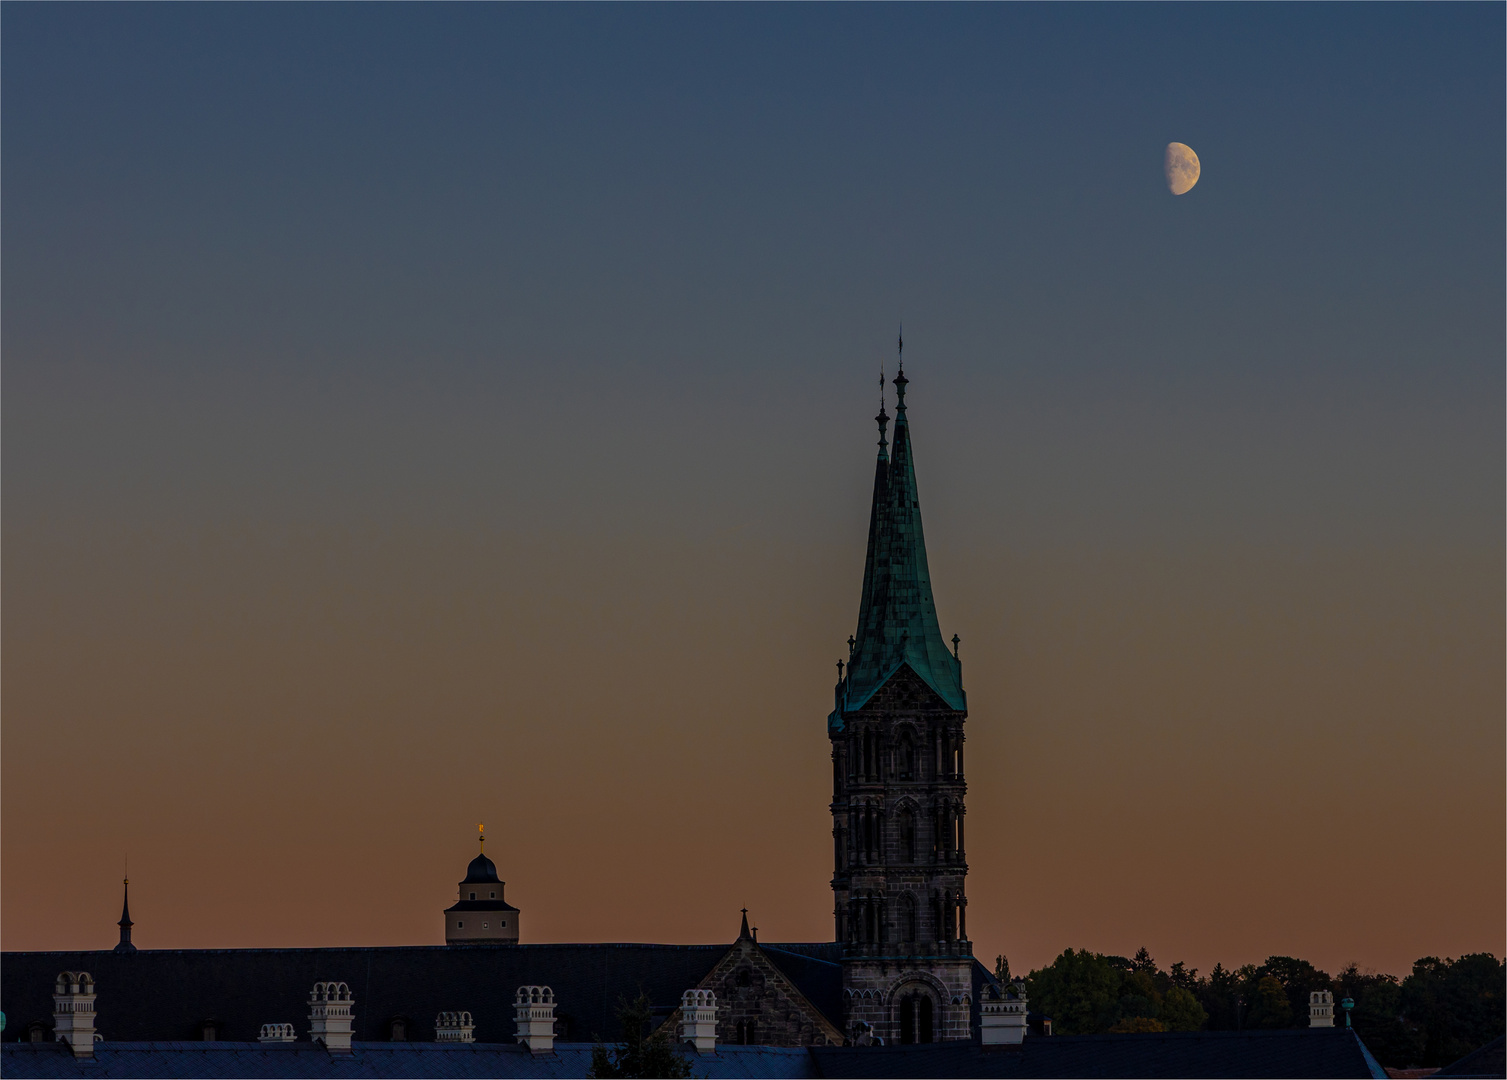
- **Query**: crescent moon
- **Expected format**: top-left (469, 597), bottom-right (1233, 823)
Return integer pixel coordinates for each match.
top-left (1165, 142), bottom-right (1200, 195)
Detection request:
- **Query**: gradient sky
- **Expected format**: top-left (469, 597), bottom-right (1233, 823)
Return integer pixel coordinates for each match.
top-left (4, 4), bottom-right (1502, 980)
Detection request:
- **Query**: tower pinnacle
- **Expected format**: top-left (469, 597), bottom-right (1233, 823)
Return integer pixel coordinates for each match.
top-left (837, 358), bottom-right (964, 717)
top-left (114, 877), bottom-right (137, 954)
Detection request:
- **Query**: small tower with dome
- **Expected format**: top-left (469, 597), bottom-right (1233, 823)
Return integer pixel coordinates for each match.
top-left (444, 825), bottom-right (520, 945)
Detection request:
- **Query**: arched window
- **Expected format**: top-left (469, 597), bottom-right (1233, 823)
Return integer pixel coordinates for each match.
top-left (919, 996), bottom-right (934, 1043)
top-left (899, 996), bottom-right (915, 1044)
top-left (863, 731), bottom-right (875, 780)
top-left (899, 809), bottom-right (915, 863)
top-left (902, 893), bottom-right (917, 943)
top-left (736, 967), bottom-right (752, 988)
top-left (900, 731), bottom-right (915, 780)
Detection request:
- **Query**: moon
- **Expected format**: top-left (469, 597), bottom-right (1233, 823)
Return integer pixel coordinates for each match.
top-left (1165, 142), bottom-right (1200, 195)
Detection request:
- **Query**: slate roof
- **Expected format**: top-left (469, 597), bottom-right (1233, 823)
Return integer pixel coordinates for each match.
top-left (0, 1041), bottom-right (816, 1079)
top-left (0, 1029), bottom-right (1391, 1079)
top-left (809, 1029), bottom-right (1388, 1078)
top-left (461, 854), bottom-right (500, 884)
top-left (757, 946), bottom-right (842, 1033)
top-left (0, 943), bottom-right (841, 1046)
top-left (1436, 1034), bottom-right (1507, 1078)
top-left (835, 369), bottom-right (965, 723)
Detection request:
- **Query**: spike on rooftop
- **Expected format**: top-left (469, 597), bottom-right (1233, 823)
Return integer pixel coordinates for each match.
top-left (835, 350), bottom-right (965, 719)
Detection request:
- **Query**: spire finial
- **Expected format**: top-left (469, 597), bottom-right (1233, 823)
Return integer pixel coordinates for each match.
top-left (893, 326), bottom-right (908, 410)
top-left (739, 908), bottom-right (751, 939)
top-left (115, 873), bottom-right (137, 953)
top-left (952, 634), bottom-right (960, 659)
top-left (478, 823), bottom-right (485, 854)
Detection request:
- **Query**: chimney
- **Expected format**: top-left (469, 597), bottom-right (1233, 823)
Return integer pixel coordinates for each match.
top-left (981, 979), bottom-right (1028, 1046)
top-left (435, 1011), bottom-right (475, 1043)
top-left (1309, 990), bottom-right (1335, 1028)
top-left (52, 972), bottom-right (97, 1058)
top-left (308, 981), bottom-right (354, 1054)
top-left (514, 986), bottom-right (556, 1053)
top-left (259, 1024), bottom-right (295, 1043)
top-left (677, 990), bottom-right (718, 1053)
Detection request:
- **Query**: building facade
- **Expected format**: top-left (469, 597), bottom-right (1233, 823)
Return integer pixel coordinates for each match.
top-left (830, 363), bottom-right (974, 1044)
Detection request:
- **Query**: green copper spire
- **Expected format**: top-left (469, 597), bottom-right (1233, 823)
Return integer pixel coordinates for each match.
top-left (837, 359), bottom-right (965, 719)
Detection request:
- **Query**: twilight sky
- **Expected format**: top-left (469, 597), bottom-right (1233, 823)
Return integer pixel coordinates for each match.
top-left (4, 4), bottom-right (1502, 978)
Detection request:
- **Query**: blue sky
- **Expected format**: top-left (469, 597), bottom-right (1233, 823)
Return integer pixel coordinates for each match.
top-left (4, 4), bottom-right (1502, 970)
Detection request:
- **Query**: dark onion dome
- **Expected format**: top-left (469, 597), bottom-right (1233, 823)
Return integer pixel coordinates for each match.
top-left (462, 852), bottom-right (500, 884)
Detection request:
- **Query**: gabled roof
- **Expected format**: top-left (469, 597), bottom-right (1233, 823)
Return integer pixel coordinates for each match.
top-left (661, 937), bottom-right (843, 1047)
top-left (835, 367), bottom-right (965, 723)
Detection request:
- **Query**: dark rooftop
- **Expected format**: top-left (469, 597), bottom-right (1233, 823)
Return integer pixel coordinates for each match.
top-left (0, 1041), bottom-right (814, 1079)
top-left (0, 1030), bottom-right (1391, 1080)
top-left (461, 854), bottom-right (500, 885)
top-left (1435, 1034), bottom-right (1507, 1079)
top-left (0, 943), bottom-right (842, 1046)
top-left (808, 1029), bottom-right (1387, 1079)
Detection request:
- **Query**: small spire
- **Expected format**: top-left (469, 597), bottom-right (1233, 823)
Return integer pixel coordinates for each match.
top-left (114, 876), bottom-right (137, 954)
top-left (739, 908), bottom-right (751, 940)
top-left (836, 658), bottom-right (844, 681)
top-left (952, 634), bottom-right (960, 659)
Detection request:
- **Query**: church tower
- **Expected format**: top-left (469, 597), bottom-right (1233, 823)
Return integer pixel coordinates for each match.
top-left (829, 350), bottom-right (973, 1044)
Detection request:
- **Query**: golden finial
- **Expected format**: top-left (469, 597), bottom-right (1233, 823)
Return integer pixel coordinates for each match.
top-left (478, 823), bottom-right (485, 853)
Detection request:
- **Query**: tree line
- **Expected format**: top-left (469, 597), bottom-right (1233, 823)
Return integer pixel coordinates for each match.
top-left (1008, 948), bottom-right (1504, 1070)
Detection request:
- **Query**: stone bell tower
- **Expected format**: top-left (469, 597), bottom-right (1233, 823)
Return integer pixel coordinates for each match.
top-left (829, 342), bottom-right (974, 1045)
